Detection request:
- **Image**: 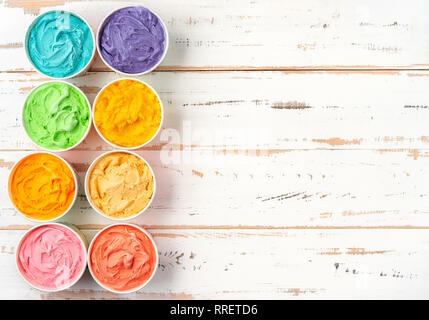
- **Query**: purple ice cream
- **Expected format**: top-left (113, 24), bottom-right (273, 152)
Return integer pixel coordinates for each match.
top-left (98, 6), bottom-right (167, 74)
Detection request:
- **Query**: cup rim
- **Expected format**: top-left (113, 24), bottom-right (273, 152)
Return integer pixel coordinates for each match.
top-left (96, 5), bottom-right (169, 76)
top-left (24, 10), bottom-right (96, 80)
top-left (87, 223), bottom-right (159, 294)
top-left (15, 222), bottom-right (88, 292)
top-left (8, 151), bottom-right (79, 223)
top-left (22, 80), bottom-right (92, 152)
top-left (92, 77), bottom-right (164, 150)
top-left (84, 150), bottom-right (157, 221)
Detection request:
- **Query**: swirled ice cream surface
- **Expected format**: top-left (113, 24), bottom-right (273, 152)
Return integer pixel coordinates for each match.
top-left (17, 224), bottom-right (85, 290)
top-left (99, 6), bottom-right (167, 74)
top-left (28, 11), bottom-right (94, 78)
top-left (89, 225), bottom-right (157, 291)
top-left (23, 82), bottom-right (90, 150)
top-left (9, 153), bottom-right (76, 220)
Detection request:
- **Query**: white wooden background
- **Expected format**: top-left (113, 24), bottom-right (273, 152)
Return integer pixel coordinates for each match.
top-left (1, 0), bottom-right (429, 299)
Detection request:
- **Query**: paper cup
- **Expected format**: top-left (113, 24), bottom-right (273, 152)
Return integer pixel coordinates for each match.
top-left (22, 80), bottom-right (92, 152)
top-left (85, 150), bottom-right (156, 221)
top-left (25, 10), bottom-right (96, 79)
top-left (16, 222), bottom-right (88, 292)
top-left (97, 5), bottom-right (169, 75)
top-left (8, 152), bottom-right (78, 223)
top-left (92, 78), bottom-right (164, 150)
top-left (87, 223), bottom-right (158, 293)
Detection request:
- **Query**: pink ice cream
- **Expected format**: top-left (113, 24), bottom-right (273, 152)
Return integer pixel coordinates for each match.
top-left (17, 224), bottom-right (86, 291)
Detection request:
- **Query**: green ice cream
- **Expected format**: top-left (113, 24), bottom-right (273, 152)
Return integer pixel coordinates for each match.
top-left (23, 82), bottom-right (90, 150)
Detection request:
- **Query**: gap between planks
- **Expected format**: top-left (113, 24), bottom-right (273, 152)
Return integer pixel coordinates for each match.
top-left (1, 148), bottom-right (429, 153)
top-left (2, 225), bottom-right (429, 231)
top-left (4, 66), bottom-right (429, 73)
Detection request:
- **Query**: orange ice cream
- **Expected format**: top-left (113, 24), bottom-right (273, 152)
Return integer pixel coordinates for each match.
top-left (9, 153), bottom-right (76, 220)
top-left (88, 152), bottom-right (154, 218)
top-left (94, 79), bottom-right (162, 148)
top-left (89, 224), bottom-right (157, 292)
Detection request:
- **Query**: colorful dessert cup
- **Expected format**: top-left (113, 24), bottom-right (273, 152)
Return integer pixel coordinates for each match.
top-left (23, 81), bottom-right (91, 151)
top-left (16, 223), bottom-right (87, 292)
top-left (25, 10), bottom-right (95, 79)
top-left (93, 78), bottom-right (163, 149)
top-left (97, 6), bottom-right (168, 75)
top-left (88, 223), bottom-right (158, 293)
top-left (85, 150), bottom-right (156, 221)
top-left (8, 152), bottom-right (78, 222)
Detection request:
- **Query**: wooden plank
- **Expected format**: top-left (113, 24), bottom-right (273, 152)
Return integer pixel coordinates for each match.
top-left (2, 71), bottom-right (429, 151)
top-left (1, 148), bottom-right (429, 228)
top-left (2, 71), bottom-right (429, 228)
top-left (3, 0), bottom-right (429, 301)
top-left (1, 228), bottom-right (428, 299)
top-left (2, 0), bottom-right (429, 71)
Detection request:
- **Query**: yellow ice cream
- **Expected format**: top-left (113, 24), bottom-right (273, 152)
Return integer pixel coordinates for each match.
top-left (88, 152), bottom-right (154, 218)
top-left (93, 79), bottom-right (162, 148)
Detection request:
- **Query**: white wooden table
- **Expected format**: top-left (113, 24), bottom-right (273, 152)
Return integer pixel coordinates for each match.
top-left (1, 0), bottom-right (429, 299)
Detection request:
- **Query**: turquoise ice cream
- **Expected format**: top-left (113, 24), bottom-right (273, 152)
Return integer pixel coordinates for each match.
top-left (27, 11), bottom-right (94, 78)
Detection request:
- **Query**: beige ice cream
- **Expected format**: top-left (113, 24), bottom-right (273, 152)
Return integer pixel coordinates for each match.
top-left (88, 152), bottom-right (154, 218)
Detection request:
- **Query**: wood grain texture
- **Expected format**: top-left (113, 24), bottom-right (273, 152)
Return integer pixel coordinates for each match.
top-left (2, 0), bottom-right (429, 300)
top-left (1, 148), bottom-right (429, 229)
top-left (2, 228), bottom-right (429, 299)
top-left (1, 0), bottom-right (429, 71)
top-left (2, 71), bottom-right (429, 151)
top-left (1, 71), bottom-right (429, 229)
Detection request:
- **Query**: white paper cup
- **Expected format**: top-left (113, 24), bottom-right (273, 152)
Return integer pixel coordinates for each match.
top-left (22, 80), bottom-right (92, 152)
top-left (97, 5), bottom-right (169, 75)
top-left (92, 78), bottom-right (164, 150)
top-left (85, 150), bottom-right (156, 221)
top-left (87, 223), bottom-right (158, 294)
top-left (25, 10), bottom-right (96, 79)
top-left (8, 152), bottom-right (79, 223)
top-left (16, 222), bottom-right (88, 292)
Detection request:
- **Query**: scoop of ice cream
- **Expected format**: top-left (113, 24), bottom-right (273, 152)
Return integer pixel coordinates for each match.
top-left (94, 79), bottom-right (161, 148)
top-left (23, 82), bottom-right (90, 150)
top-left (89, 225), bottom-right (157, 292)
top-left (28, 11), bottom-right (94, 78)
top-left (98, 6), bottom-right (166, 74)
top-left (17, 224), bottom-right (85, 290)
top-left (9, 153), bottom-right (76, 220)
top-left (88, 152), bottom-right (154, 218)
